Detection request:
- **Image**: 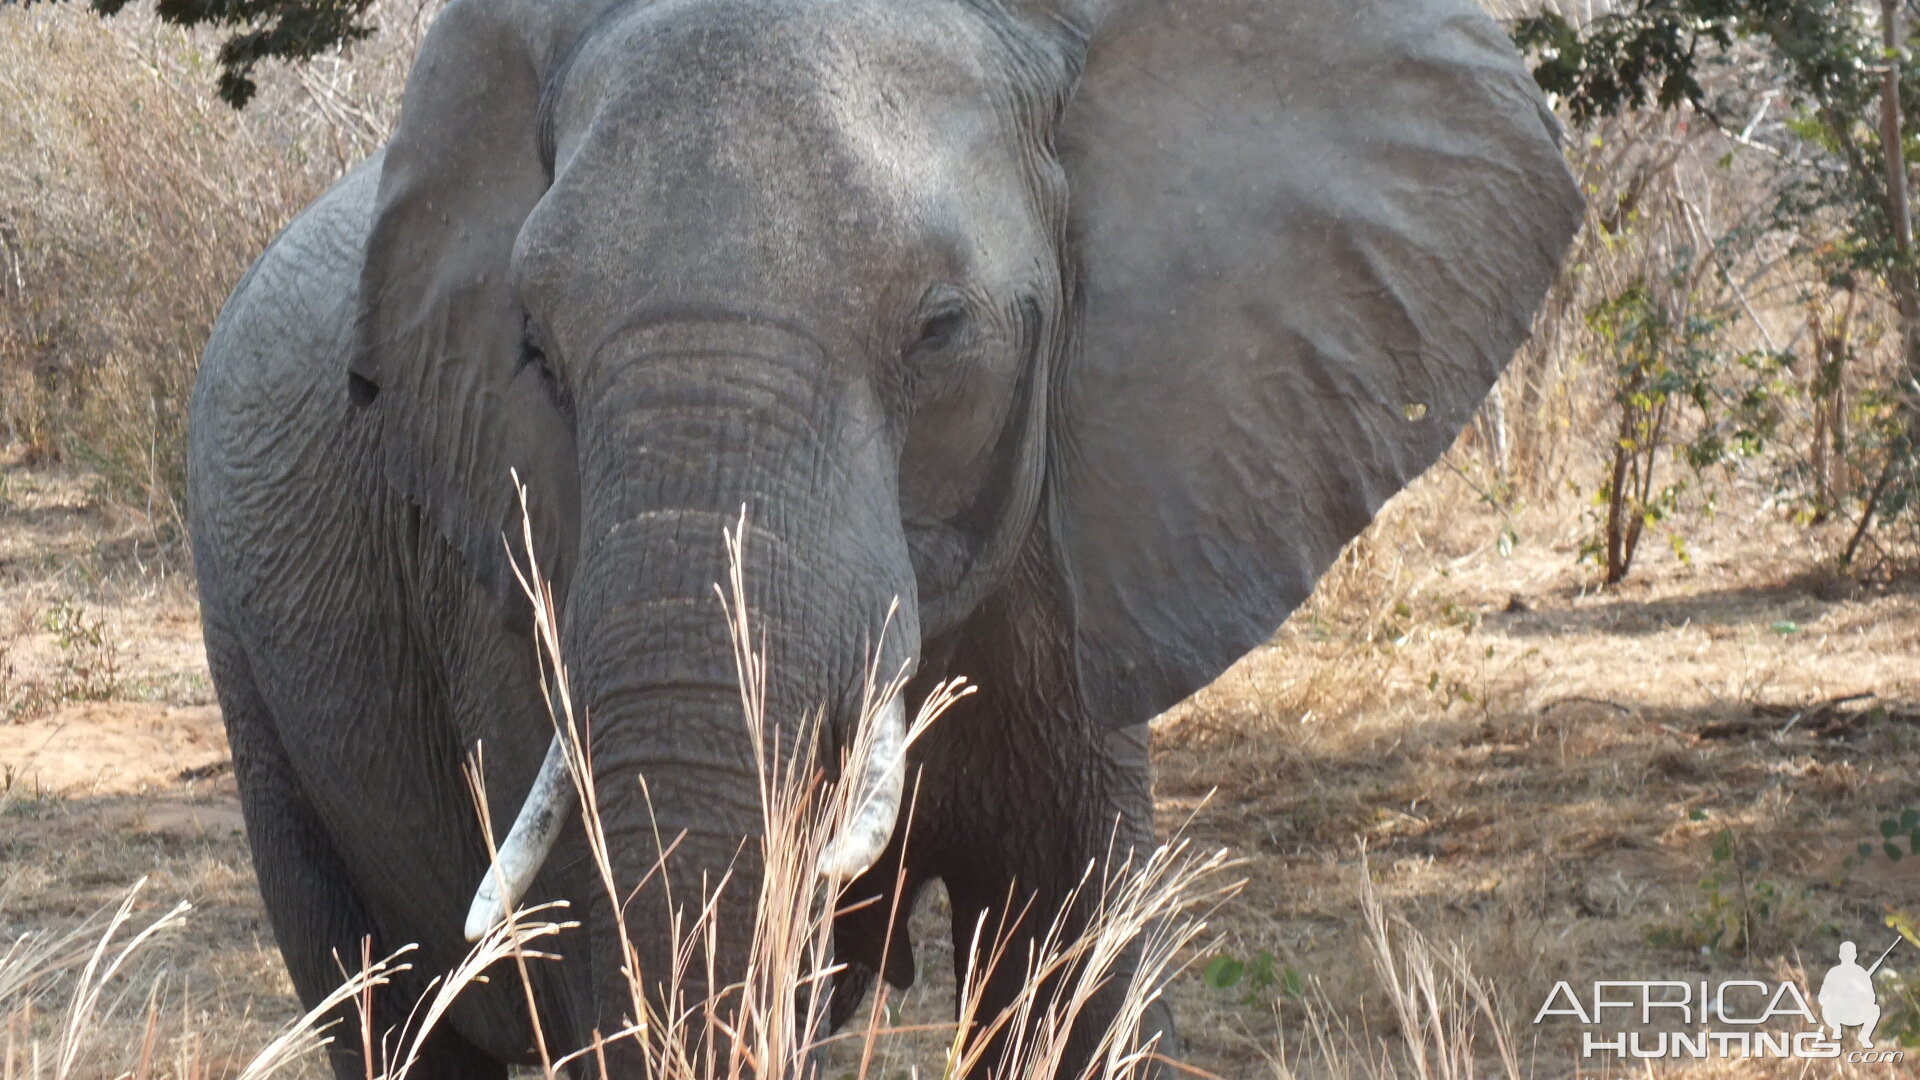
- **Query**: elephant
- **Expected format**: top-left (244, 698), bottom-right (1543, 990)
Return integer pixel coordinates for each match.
top-left (185, 0), bottom-right (1581, 1075)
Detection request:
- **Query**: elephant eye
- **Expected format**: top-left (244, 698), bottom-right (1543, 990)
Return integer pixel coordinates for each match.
top-left (524, 345), bottom-right (562, 400)
top-left (907, 306), bottom-right (969, 357)
top-left (521, 322), bottom-right (560, 383)
top-left (525, 343), bottom-right (554, 378)
top-left (520, 330), bottom-right (574, 420)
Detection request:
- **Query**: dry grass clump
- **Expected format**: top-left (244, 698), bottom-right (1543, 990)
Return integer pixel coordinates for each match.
top-left (1153, 451), bottom-right (1920, 1075)
top-left (7, 462), bottom-right (1914, 1079)
top-left (490, 498), bottom-right (1239, 1079)
top-left (2, 506), bottom-right (1240, 1080)
top-left (0, 3), bottom-right (424, 538)
top-left (3, 601), bottom-right (123, 721)
top-left (1265, 869), bottom-right (1523, 1080)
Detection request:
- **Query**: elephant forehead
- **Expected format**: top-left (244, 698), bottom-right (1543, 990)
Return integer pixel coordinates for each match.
top-left (515, 0), bottom-right (1039, 343)
top-left (556, 0), bottom-right (999, 178)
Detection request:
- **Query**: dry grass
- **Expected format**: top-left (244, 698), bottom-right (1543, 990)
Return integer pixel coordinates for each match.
top-left (459, 494), bottom-right (1238, 1080)
top-left (1152, 456), bottom-right (1920, 1078)
top-left (3, 500), bottom-right (1241, 1080)
top-left (0, 1), bottom-right (427, 538)
top-left (6, 449), bottom-right (1917, 1080)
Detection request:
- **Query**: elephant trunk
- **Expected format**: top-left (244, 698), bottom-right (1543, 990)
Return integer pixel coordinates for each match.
top-left (531, 318), bottom-right (918, 1049)
top-left (466, 688), bottom-right (909, 943)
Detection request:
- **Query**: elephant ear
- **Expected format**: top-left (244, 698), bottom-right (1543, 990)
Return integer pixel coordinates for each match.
top-left (1048, 0), bottom-right (1582, 725)
top-left (351, 0), bottom-right (606, 612)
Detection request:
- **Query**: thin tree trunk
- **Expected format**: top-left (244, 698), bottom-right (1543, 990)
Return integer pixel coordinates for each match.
top-left (1880, 2), bottom-right (1920, 410)
top-left (1810, 308), bottom-right (1833, 514)
top-left (1882, 3), bottom-right (1914, 296)
top-left (1484, 382), bottom-right (1511, 480)
top-left (1837, 287), bottom-right (1858, 495)
top-left (1605, 360), bottom-right (1651, 585)
top-left (1844, 456), bottom-right (1896, 568)
top-left (1606, 409), bottom-right (1633, 585)
top-left (1866, 0), bottom-right (1918, 558)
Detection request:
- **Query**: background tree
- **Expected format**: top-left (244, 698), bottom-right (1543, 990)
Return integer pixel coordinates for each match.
top-left (1515, 0), bottom-right (1920, 567)
top-left (1, 0), bottom-right (374, 105)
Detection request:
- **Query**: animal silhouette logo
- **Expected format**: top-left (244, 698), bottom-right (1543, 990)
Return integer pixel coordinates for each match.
top-left (1819, 939), bottom-right (1904, 1049)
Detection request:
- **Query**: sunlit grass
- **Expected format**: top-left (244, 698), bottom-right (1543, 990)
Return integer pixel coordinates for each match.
top-left (1, 500), bottom-right (1238, 1080)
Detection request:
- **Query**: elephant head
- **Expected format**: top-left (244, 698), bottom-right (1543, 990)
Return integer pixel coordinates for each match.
top-left (349, 0), bottom-right (1580, 1050)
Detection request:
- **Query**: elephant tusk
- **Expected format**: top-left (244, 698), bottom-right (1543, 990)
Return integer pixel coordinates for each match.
top-left (465, 731), bottom-right (576, 941)
top-left (817, 693), bottom-right (907, 880)
top-left (468, 690), bottom-right (904, 934)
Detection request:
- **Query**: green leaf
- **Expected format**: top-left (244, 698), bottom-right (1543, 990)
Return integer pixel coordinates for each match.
top-left (1884, 819), bottom-right (1901, 838)
top-left (1669, 532), bottom-right (1691, 564)
top-left (1770, 621), bottom-right (1800, 636)
top-left (1204, 956), bottom-right (1243, 989)
top-left (1246, 951), bottom-right (1277, 992)
top-left (1888, 910), bottom-right (1920, 951)
top-left (1888, 842), bottom-right (1904, 862)
top-left (1281, 967), bottom-right (1306, 999)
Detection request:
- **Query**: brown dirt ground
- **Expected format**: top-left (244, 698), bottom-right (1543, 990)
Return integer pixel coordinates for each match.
top-left (4, 450), bottom-right (1919, 1079)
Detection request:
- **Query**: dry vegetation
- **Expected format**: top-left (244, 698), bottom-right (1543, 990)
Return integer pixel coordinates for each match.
top-left (5, 2), bottom-right (1920, 1079)
top-left (0, 0), bottom-right (424, 535)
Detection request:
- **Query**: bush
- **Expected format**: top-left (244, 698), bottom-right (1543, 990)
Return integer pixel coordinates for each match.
top-left (0, 3), bottom-right (417, 539)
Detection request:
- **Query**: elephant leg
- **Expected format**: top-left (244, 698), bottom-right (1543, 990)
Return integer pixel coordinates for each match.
top-left (207, 625), bottom-right (508, 1080)
top-left (932, 715), bottom-right (1177, 1079)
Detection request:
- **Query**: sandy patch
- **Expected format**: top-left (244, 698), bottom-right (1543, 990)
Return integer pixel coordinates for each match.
top-left (1, 702), bottom-right (227, 797)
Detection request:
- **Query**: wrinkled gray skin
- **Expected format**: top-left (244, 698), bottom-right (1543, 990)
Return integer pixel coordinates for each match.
top-left (188, 0), bottom-right (1582, 1075)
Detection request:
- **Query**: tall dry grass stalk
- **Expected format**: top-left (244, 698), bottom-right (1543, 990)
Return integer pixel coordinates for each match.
top-left (0, 483), bottom-right (1239, 1079)
top-left (487, 484), bottom-right (1240, 1078)
top-left (6, 855), bottom-right (1534, 1080)
top-left (0, 878), bottom-right (576, 1080)
top-left (1266, 867), bottom-right (1523, 1080)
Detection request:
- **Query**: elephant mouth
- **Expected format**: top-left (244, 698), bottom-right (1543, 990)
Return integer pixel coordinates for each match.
top-left (463, 688), bottom-right (910, 942)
